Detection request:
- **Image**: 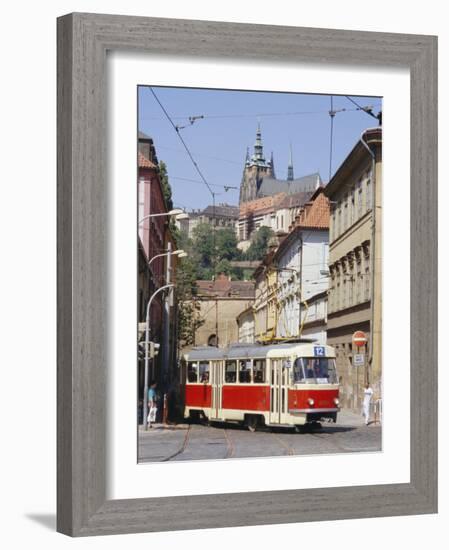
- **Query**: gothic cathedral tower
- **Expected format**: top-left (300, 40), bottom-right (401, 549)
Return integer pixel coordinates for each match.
top-left (239, 124), bottom-right (274, 204)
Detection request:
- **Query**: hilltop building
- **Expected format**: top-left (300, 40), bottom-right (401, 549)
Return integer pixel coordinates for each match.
top-left (238, 124), bottom-right (322, 204)
top-left (178, 203), bottom-right (239, 239)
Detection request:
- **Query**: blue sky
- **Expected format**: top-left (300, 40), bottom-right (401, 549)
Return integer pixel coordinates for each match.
top-left (138, 86), bottom-right (382, 211)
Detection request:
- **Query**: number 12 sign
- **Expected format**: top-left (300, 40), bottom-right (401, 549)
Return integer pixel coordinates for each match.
top-left (314, 346), bottom-right (325, 357)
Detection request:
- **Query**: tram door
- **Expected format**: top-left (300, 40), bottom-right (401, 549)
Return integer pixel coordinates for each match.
top-left (211, 360), bottom-right (223, 420)
top-left (269, 359), bottom-right (290, 424)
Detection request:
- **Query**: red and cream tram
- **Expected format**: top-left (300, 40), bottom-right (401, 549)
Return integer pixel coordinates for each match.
top-left (181, 342), bottom-right (340, 431)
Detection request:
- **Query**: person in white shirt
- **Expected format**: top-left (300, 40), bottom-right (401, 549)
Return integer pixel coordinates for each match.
top-left (362, 383), bottom-right (374, 426)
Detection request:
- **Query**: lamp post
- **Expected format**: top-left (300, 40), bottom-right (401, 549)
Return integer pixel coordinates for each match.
top-left (138, 208), bottom-right (188, 225)
top-left (143, 283), bottom-right (174, 431)
top-left (147, 249), bottom-right (187, 269)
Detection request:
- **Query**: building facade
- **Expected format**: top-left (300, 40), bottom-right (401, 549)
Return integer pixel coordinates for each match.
top-left (237, 190), bottom-right (314, 250)
top-left (179, 203), bottom-right (239, 239)
top-left (137, 131), bottom-right (178, 404)
top-left (236, 306), bottom-right (255, 344)
top-left (273, 188), bottom-right (330, 344)
top-left (324, 127), bottom-right (382, 410)
top-left (191, 274), bottom-right (255, 348)
top-left (252, 246), bottom-right (281, 342)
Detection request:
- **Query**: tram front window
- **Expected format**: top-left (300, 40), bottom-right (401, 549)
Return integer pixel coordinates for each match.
top-left (293, 357), bottom-right (337, 384)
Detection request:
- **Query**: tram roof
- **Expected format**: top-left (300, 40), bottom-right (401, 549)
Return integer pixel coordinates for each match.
top-left (183, 346), bottom-right (226, 361)
top-left (183, 342), bottom-right (335, 361)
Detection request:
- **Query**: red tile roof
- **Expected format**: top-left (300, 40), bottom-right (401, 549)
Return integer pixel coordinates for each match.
top-left (138, 152), bottom-right (157, 169)
top-left (197, 273), bottom-right (255, 298)
top-left (293, 188), bottom-right (329, 230)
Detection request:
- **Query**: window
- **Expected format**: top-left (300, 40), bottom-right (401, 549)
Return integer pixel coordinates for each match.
top-left (253, 359), bottom-right (266, 382)
top-left (364, 267), bottom-right (371, 302)
top-left (187, 362), bottom-right (198, 383)
top-left (199, 361), bottom-right (210, 383)
top-left (356, 262), bottom-right (362, 303)
top-left (238, 360), bottom-right (252, 383)
top-left (366, 172), bottom-right (372, 211)
top-left (293, 357), bottom-right (337, 384)
top-left (225, 360), bottom-right (237, 383)
top-left (344, 194), bottom-right (349, 231)
top-left (351, 188), bottom-right (355, 224)
top-left (208, 334), bottom-right (218, 347)
top-left (348, 272), bottom-right (354, 306)
top-left (357, 178), bottom-right (363, 217)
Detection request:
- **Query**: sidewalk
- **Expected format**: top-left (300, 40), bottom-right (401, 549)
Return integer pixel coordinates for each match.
top-left (337, 408), bottom-right (381, 427)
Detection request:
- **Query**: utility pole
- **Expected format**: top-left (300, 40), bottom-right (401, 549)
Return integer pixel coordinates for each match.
top-left (161, 241), bottom-right (172, 389)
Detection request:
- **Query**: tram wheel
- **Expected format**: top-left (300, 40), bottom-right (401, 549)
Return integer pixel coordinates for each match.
top-left (245, 415), bottom-right (258, 432)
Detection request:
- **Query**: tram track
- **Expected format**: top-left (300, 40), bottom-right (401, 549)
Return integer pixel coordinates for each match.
top-left (270, 431), bottom-right (295, 455)
top-left (223, 428), bottom-right (235, 459)
top-left (307, 429), bottom-right (349, 453)
top-left (162, 424), bottom-right (192, 462)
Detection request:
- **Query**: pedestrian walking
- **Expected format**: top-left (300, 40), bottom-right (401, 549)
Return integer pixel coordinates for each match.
top-left (362, 382), bottom-right (374, 425)
top-left (147, 381), bottom-right (158, 427)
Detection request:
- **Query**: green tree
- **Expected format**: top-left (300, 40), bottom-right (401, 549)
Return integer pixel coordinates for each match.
top-left (175, 255), bottom-right (204, 347)
top-left (159, 161), bottom-right (173, 211)
top-left (214, 227), bottom-right (241, 261)
top-left (244, 226), bottom-right (275, 261)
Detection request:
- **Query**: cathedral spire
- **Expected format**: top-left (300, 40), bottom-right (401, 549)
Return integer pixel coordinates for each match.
top-left (252, 122), bottom-right (265, 163)
top-left (270, 151), bottom-right (276, 178)
top-left (287, 142), bottom-right (294, 181)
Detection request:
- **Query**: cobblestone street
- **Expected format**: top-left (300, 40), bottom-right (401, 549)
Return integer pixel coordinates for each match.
top-left (138, 410), bottom-right (381, 463)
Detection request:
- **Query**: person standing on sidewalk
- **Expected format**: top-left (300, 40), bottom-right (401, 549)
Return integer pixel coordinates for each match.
top-left (147, 381), bottom-right (158, 428)
top-left (362, 383), bottom-right (374, 425)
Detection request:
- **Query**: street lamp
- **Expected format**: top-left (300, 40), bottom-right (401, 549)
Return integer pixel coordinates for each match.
top-left (147, 249), bottom-right (188, 268)
top-left (138, 208), bottom-right (188, 225)
top-left (143, 283), bottom-right (174, 431)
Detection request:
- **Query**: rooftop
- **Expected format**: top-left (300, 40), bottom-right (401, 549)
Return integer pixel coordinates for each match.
top-left (196, 273), bottom-right (255, 299)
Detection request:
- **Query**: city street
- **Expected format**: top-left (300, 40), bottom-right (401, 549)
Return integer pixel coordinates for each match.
top-left (138, 410), bottom-right (381, 463)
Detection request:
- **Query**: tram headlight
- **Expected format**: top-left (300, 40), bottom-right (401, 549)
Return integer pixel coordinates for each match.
top-left (334, 398), bottom-right (340, 406)
top-left (308, 398), bottom-right (315, 406)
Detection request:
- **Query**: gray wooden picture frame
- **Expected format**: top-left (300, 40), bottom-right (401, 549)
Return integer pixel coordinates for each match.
top-left (57, 12), bottom-right (438, 537)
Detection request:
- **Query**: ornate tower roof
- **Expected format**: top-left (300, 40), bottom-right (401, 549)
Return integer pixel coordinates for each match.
top-left (287, 143), bottom-right (294, 181)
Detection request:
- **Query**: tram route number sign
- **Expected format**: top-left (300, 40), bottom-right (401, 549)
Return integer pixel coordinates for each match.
top-left (353, 353), bottom-right (365, 367)
top-left (314, 346), bottom-right (325, 357)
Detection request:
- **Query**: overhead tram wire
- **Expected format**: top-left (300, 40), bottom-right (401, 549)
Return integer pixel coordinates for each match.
top-left (345, 96), bottom-right (382, 124)
top-left (148, 87), bottom-right (220, 301)
top-left (141, 104), bottom-right (382, 122)
top-left (149, 87), bottom-right (215, 198)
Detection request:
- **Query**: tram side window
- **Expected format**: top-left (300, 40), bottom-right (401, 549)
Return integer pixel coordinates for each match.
top-left (253, 359), bottom-right (266, 383)
top-left (187, 362), bottom-right (199, 383)
top-left (225, 361), bottom-right (237, 383)
top-left (238, 360), bottom-right (252, 383)
top-left (199, 361), bottom-right (210, 383)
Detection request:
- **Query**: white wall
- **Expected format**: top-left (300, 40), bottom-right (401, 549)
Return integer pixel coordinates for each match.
top-left (1, 1), bottom-right (446, 549)
top-left (276, 230), bottom-right (328, 337)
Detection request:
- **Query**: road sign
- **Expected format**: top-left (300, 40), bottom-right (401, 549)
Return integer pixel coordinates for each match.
top-left (353, 353), bottom-right (365, 367)
top-left (352, 330), bottom-right (367, 347)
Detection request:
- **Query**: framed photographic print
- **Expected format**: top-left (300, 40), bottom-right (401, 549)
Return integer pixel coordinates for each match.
top-left (57, 13), bottom-right (437, 536)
